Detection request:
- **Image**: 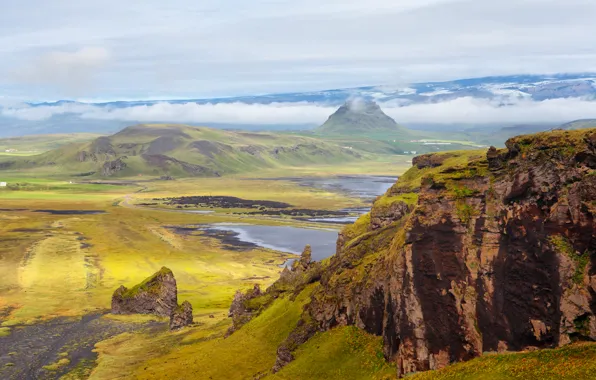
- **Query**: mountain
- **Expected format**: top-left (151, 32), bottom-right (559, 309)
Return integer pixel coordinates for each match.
top-left (560, 119), bottom-right (596, 130)
top-left (315, 99), bottom-right (408, 135)
top-left (0, 124), bottom-right (366, 178)
top-left (2, 73), bottom-right (596, 137)
top-left (212, 128), bottom-right (596, 378)
top-left (27, 73), bottom-right (596, 108)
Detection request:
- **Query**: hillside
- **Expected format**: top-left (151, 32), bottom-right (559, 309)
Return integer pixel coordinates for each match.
top-left (560, 119), bottom-right (596, 130)
top-left (0, 124), bottom-right (366, 178)
top-left (315, 99), bottom-right (409, 136)
top-left (197, 128), bottom-right (596, 378)
top-left (0, 133), bottom-right (101, 154)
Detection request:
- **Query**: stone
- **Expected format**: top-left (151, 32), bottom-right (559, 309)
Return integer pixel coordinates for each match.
top-left (170, 301), bottom-right (193, 330)
top-left (111, 267), bottom-right (178, 317)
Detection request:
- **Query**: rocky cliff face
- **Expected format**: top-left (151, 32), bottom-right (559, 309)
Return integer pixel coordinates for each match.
top-left (277, 129), bottom-right (596, 377)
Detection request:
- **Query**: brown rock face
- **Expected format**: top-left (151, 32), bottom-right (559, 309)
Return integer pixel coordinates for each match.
top-left (370, 201), bottom-right (411, 230)
top-left (225, 284), bottom-right (262, 337)
top-left (170, 301), bottom-right (193, 330)
top-left (412, 153), bottom-right (456, 169)
top-left (111, 267), bottom-right (178, 317)
top-left (102, 157), bottom-right (127, 176)
top-left (294, 129), bottom-right (596, 377)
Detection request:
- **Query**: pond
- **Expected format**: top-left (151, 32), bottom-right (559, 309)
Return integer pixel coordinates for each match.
top-left (199, 223), bottom-right (338, 262)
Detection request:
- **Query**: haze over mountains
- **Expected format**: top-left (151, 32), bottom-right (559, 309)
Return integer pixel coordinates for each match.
top-left (2, 74), bottom-right (596, 138)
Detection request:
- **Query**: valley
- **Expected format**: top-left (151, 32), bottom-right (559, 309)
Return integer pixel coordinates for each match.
top-left (0, 148), bottom-right (403, 379)
top-left (0, 122), bottom-right (595, 380)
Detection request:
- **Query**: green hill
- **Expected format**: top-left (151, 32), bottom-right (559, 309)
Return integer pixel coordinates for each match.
top-left (0, 133), bottom-right (102, 154)
top-left (315, 99), bottom-right (409, 136)
top-left (0, 124), bottom-right (366, 178)
top-left (560, 119), bottom-right (596, 130)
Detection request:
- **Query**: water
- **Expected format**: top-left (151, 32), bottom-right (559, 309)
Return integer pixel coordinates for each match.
top-left (200, 223), bottom-right (338, 261)
top-left (291, 176), bottom-right (396, 200)
top-left (192, 176), bottom-right (397, 261)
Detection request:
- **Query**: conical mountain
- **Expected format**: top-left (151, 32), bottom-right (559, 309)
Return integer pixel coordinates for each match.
top-left (315, 99), bottom-right (407, 135)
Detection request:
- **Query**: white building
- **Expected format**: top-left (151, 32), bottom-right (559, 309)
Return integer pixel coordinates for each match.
top-left (0, 182), bottom-right (7, 187)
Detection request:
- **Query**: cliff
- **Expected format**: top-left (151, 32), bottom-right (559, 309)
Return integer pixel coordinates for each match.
top-left (272, 128), bottom-right (596, 377)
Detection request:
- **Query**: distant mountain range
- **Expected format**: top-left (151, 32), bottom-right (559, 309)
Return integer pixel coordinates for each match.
top-left (1, 73), bottom-right (596, 138)
top-left (28, 73), bottom-right (596, 108)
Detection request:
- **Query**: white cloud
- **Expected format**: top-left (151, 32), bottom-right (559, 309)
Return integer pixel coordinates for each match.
top-left (3, 97), bottom-right (596, 126)
top-left (1, 0), bottom-right (596, 99)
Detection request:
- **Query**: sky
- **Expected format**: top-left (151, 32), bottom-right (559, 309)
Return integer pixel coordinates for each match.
top-left (1, 0), bottom-right (596, 126)
top-left (2, 0), bottom-right (596, 100)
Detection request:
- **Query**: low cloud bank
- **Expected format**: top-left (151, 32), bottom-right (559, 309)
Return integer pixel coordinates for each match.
top-left (2, 96), bottom-right (596, 126)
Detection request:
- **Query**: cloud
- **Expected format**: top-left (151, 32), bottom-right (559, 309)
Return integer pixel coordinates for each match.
top-left (384, 97), bottom-right (596, 125)
top-left (13, 47), bottom-right (110, 94)
top-left (3, 97), bottom-right (596, 126)
top-left (1, 0), bottom-right (596, 99)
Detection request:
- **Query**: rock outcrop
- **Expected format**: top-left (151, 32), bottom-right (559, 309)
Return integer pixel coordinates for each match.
top-left (112, 267), bottom-right (178, 317)
top-left (225, 284), bottom-right (263, 337)
top-left (102, 157), bottom-right (127, 176)
top-left (112, 267), bottom-right (193, 330)
top-left (170, 301), bottom-right (194, 330)
top-left (274, 129), bottom-right (596, 377)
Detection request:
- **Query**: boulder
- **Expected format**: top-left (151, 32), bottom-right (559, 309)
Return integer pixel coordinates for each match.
top-left (111, 267), bottom-right (178, 317)
top-left (170, 301), bottom-right (193, 330)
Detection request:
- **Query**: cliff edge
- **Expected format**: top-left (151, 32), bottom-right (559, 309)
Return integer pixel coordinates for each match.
top-left (273, 128), bottom-right (596, 377)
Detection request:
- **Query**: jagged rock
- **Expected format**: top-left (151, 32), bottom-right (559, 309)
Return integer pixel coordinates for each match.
top-left (170, 301), bottom-right (193, 330)
top-left (291, 245), bottom-right (312, 271)
top-left (102, 157), bottom-right (127, 176)
top-left (282, 129), bottom-right (596, 377)
top-left (225, 284), bottom-right (262, 337)
top-left (111, 267), bottom-right (178, 317)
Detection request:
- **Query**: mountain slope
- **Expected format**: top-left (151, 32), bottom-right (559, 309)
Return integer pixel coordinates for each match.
top-left (315, 99), bottom-right (409, 136)
top-left (0, 133), bottom-right (102, 153)
top-left (0, 124), bottom-right (365, 178)
top-left (561, 119), bottom-right (596, 130)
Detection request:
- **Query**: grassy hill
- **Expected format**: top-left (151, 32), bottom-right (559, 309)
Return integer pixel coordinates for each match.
top-left (560, 119), bottom-right (596, 130)
top-left (0, 133), bottom-right (102, 155)
top-left (0, 124), bottom-right (367, 178)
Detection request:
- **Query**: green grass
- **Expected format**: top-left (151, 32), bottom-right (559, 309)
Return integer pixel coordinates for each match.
top-left (91, 285), bottom-right (316, 380)
top-left (42, 358), bottom-right (70, 371)
top-left (410, 343), bottom-right (596, 380)
top-left (0, 124), bottom-right (375, 178)
top-left (0, 327), bottom-right (10, 337)
top-left (270, 326), bottom-right (395, 380)
top-left (0, 133), bottom-right (101, 153)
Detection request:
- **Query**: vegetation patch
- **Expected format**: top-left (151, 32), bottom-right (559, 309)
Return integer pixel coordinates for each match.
top-left (42, 358), bottom-right (70, 371)
top-left (549, 235), bottom-right (589, 285)
top-left (456, 201), bottom-right (477, 224)
top-left (410, 342), bottom-right (596, 380)
top-left (270, 326), bottom-right (395, 380)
